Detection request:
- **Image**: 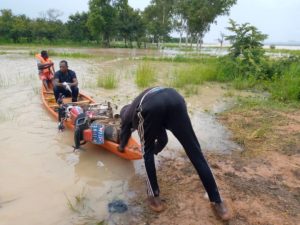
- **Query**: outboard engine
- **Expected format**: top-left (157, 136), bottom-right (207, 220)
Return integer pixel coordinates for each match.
top-left (73, 112), bottom-right (89, 150)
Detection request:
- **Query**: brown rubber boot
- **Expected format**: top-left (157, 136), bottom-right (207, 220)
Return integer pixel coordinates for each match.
top-left (211, 201), bottom-right (232, 221)
top-left (147, 196), bottom-right (166, 212)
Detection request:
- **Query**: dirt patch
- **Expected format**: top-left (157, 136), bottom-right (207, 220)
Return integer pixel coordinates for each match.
top-left (126, 108), bottom-right (300, 225)
top-left (219, 109), bottom-right (300, 156)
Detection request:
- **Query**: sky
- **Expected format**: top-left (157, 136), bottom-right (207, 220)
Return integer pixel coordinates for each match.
top-left (1, 0), bottom-right (300, 44)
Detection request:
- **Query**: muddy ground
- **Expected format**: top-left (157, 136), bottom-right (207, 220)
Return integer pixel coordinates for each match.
top-left (126, 108), bottom-right (300, 225)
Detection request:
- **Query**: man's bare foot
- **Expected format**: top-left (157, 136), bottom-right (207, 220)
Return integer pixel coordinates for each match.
top-left (148, 196), bottom-right (166, 212)
top-left (211, 201), bottom-right (232, 221)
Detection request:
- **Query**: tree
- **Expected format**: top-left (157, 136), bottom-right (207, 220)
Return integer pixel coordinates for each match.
top-left (226, 19), bottom-right (267, 58)
top-left (0, 9), bottom-right (14, 41)
top-left (45, 9), bottom-right (63, 21)
top-left (10, 14), bottom-right (32, 43)
top-left (114, 0), bottom-right (133, 46)
top-left (178, 0), bottom-right (237, 50)
top-left (114, 0), bottom-right (145, 47)
top-left (87, 0), bottom-right (117, 46)
top-left (33, 9), bottom-right (65, 42)
top-left (172, 2), bottom-right (187, 47)
top-left (31, 17), bottom-right (65, 43)
top-left (143, 0), bottom-right (174, 47)
top-left (217, 32), bottom-right (225, 48)
top-left (225, 19), bottom-right (268, 78)
top-left (131, 10), bottom-right (146, 48)
top-left (66, 12), bottom-right (91, 42)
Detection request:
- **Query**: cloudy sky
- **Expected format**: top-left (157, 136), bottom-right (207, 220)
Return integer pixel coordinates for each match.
top-left (1, 0), bottom-right (299, 43)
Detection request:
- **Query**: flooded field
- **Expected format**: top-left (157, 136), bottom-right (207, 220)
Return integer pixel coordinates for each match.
top-left (0, 47), bottom-right (241, 225)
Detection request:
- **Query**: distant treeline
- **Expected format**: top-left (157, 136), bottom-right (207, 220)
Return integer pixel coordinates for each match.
top-left (0, 0), bottom-right (237, 47)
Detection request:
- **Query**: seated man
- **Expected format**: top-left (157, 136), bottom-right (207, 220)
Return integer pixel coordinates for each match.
top-left (35, 50), bottom-right (55, 91)
top-left (53, 60), bottom-right (79, 102)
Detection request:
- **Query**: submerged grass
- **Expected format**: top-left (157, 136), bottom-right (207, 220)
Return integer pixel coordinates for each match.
top-left (0, 74), bottom-right (10, 88)
top-left (0, 73), bottom-right (37, 88)
top-left (29, 50), bottom-right (93, 58)
top-left (97, 73), bottom-right (118, 89)
top-left (65, 187), bottom-right (87, 213)
top-left (135, 63), bottom-right (156, 88)
top-left (0, 111), bottom-right (15, 123)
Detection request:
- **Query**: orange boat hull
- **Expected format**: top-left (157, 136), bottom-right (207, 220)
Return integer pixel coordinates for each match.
top-left (41, 86), bottom-right (142, 160)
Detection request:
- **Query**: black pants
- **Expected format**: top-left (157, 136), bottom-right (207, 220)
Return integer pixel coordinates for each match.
top-left (53, 86), bottom-right (79, 102)
top-left (137, 88), bottom-right (222, 203)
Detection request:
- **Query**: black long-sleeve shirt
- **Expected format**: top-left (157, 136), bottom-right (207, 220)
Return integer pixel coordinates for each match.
top-left (119, 88), bottom-right (151, 149)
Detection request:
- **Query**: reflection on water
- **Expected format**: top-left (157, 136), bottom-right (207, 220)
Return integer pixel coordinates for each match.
top-left (0, 47), bottom-right (241, 225)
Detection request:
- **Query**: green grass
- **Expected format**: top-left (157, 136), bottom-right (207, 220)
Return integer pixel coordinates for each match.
top-left (268, 63), bottom-right (300, 102)
top-left (232, 76), bottom-right (259, 90)
top-left (96, 222), bottom-right (105, 225)
top-left (97, 73), bottom-right (118, 89)
top-left (29, 50), bottom-right (93, 58)
top-left (141, 55), bottom-right (217, 64)
top-left (233, 96), bottom-right (299, 111)
top-left (170, 64), bottom-right (217, 88)
top-left (135, 63), bottom-right (156, 88)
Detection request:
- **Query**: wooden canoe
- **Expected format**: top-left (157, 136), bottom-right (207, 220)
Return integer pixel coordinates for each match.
top-left (41, 86), bottom-right (142, 160)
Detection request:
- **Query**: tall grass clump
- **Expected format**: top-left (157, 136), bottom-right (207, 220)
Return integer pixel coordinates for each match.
top-left (135, 63), bottom-right (156, 88)
top-left (171, 64), bottom-right (217, 88)
top-left (269, 63), bottom-right (300, 102)
top-left (97, 73), bottom-right (118, 89)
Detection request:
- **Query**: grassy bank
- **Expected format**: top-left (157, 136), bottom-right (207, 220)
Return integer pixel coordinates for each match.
top-left (141, 54), bottom-right (300, 103)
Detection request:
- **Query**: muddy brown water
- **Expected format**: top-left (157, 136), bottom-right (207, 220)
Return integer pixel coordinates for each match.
top-left (0, 48), bottom-right (240, 225)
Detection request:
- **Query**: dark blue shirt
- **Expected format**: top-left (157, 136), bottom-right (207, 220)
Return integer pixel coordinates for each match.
top-left (54, 69), bottom-right (77, 83)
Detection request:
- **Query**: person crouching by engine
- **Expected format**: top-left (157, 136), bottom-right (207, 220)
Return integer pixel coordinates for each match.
top-left (53, 60), bottom-right (79, 102)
